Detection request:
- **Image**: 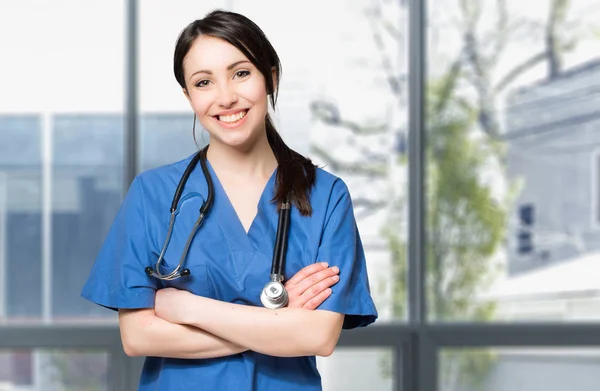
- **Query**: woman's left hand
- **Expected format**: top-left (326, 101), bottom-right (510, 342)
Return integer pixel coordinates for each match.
top-left (155, 287), bottom-right (193, 324)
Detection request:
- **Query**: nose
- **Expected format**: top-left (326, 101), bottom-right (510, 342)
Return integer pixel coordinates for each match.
top-left (216, 84), bottom-right (238, 108)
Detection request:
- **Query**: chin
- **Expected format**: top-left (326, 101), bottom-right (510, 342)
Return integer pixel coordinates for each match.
top-left (209, 132), bottom-right (258, 151)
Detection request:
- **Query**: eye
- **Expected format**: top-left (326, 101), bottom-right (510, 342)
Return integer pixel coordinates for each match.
top-left (195, 79), bottom-right (210, 88)
top-left (234, 70), bottom-right (250, 79)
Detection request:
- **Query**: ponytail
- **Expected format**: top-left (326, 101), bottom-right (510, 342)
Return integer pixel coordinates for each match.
top-left (266, 115), bottom-right (316, 216)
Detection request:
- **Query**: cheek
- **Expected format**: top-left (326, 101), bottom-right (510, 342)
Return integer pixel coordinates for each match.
top-left (188, 93), bottom-right (213, 115)
top-left (240, 79), bottom-right (269, 107)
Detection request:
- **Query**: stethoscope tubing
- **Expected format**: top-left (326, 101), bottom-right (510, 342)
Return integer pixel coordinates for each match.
top-left (271, 202), bottom-right (291, 277)
top-left (145, 147), bottom-right (214, 280)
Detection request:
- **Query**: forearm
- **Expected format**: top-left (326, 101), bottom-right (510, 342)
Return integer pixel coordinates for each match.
top-left (184, 297), bottom-right (344, 357)
top-left (118, 308), bottom-right (247, 359)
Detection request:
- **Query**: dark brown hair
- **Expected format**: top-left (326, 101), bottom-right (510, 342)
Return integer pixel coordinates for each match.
top-left (173, 10), bottom-right (316, 216)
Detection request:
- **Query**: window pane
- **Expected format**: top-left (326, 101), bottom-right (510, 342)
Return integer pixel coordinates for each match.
top-left (0, 116), bottom-right (42, 320)
top-left (318, 348), bottom-right (395, 391)
top-left (427, 0), bottom-right (600, 321)
top-left (441, 348), bottom-right (600, 391)
top-left (0, 1), bottom-right (125, 322)
top-left (0, 349), bottom-right (108, 390)
top-left (140, 114), bottom-right (204, 172)
top-left (52, 115), bottom-right (123, 319)
top-left (139, 0), bottom-right (408, 321)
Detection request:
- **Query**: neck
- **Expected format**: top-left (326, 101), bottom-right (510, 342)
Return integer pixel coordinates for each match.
top-left (206, 133), bottom-right (277, 181)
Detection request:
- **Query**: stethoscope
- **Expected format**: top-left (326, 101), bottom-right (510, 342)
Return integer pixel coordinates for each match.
top-left (144, 145), bottom-right (291, 309)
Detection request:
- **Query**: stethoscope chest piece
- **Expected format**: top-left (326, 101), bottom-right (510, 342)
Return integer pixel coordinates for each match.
top-left (260, 275), bottom-right (289, 309)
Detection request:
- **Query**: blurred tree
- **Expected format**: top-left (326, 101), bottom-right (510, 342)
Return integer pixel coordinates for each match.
top-left (458, 0), bottom-right (582, 141)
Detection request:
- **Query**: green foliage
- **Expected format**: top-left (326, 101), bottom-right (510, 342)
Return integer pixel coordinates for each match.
top-left (440, 349), bottom-right (499, 391)
top-left (425, 75), bottom-right (506, 322)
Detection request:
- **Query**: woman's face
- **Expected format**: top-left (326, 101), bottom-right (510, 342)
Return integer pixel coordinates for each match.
top-left (182, 35), bottom-right (270, 151)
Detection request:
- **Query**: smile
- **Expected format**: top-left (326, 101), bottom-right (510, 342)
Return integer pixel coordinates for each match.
top-left (215, 109), bottom-right (249, 127)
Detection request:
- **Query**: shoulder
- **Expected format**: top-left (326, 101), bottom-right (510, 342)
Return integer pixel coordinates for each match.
top-left (309, 167), bottom-right (354, 222)
top-left (312, 166), bottom-right (351, 204)
top-left (122, 153), bottom-right (198, 208)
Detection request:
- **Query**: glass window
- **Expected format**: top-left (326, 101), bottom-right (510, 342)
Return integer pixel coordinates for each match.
top-left (427, 0), bottom-right (600, 322)
top-left (0, 1), bottom-right (125, 322)
top-left (318, 348), bottom-right (395, 391)
top-left (140, 114), bottom-right (205, 172)
top-left (0, 116), bottom-right (42, 320)
top-left (441, 348), bottom-right (600, 391)
top-left (52, 114), bottom-right (124, 319)
top-left (0, 349), bottom-right (108, 390)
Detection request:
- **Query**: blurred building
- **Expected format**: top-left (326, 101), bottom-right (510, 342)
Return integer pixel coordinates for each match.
top-left (474, 58), bottom-right (600, 391)
top-left (504, 58), bottom-right (600, 276)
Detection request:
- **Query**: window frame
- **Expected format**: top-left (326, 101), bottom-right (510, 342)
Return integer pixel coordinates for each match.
top-left (2, 1), bottom-right (600, 390)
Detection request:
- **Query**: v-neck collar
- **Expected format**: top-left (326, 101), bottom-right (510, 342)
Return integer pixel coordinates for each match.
top-left (204, 158), bottom-right (278, 251)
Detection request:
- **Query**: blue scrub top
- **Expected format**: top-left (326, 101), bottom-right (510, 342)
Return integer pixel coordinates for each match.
top-left (81, 153), bottom-right (378, 391)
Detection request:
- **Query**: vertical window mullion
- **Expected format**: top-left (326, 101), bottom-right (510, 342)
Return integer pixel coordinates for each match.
top-left (407, 0), bottom-right (427, 325)
top-left (125, 0), bottom-right (139, 192)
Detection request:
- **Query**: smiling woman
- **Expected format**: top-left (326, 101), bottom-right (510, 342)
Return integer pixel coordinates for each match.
top-left (81, 9), bottom-right (377, 391)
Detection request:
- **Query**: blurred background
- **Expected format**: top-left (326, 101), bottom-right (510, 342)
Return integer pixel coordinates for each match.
top-left (1, 0), bottom-right (600, 390)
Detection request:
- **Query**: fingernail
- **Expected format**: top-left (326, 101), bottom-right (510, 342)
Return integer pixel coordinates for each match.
top-left (332, 275), bottom-right (339, 281)
top-left (322, 262), bottom-right (328, 268)
top-left (326, 288), bottom-right (332, 294)
top-left (332, 266), bottom-right (339, 273)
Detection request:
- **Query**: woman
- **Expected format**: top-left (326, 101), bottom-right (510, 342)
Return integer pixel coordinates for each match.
top-left (82, 9), bottom-right (377, 391)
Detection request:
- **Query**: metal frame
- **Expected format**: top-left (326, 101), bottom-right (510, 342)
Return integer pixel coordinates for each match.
top-left (124, 0), bottom-right (138, 192)
top-left (2, 1), bottom-right (600, 391)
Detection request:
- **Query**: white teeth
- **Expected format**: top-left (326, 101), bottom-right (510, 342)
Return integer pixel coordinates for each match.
top-left (218, 110), bottom-right (247, 123)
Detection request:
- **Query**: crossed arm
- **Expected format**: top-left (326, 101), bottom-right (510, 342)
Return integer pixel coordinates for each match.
top-left (119, 263), bottom-right (344, 359)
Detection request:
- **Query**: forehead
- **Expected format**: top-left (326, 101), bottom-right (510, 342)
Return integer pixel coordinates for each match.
top-left (183, 35), bottom-right (250, 74)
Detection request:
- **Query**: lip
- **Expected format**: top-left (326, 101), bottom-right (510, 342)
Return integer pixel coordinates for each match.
top-left (214, 108), bottom-right (248, 116)
top-left (213, 108), bottom-right (250, 129)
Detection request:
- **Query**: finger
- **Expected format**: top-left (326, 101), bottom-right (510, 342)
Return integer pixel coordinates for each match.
top-left (303, 288), bottom-right (332, 310)
top-left (286, 262), bottom-right (329, 286)
top-left (293, 267), bottom-right (339, 295)
top-left (298, 273), bottom-right (339, 302)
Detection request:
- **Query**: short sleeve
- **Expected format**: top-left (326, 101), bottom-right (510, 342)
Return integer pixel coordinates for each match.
top-left (315, 180), bottom-right (378, 329)
top-left (81, 176), bottom-right (158, 311)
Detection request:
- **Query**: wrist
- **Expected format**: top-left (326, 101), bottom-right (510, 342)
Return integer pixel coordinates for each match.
top-left (183, 293), bottom-right (205, 326)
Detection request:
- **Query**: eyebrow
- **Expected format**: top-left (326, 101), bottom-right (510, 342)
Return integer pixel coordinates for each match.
top-left (189, 60), bottom-right (251, 79)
